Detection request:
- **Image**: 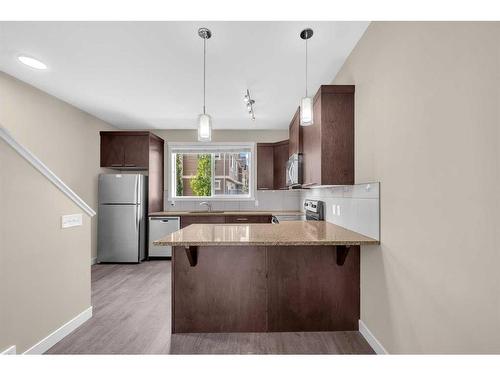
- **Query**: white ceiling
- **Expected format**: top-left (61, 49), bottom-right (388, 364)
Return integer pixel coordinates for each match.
top-left (0, 21), bottom-right (368, 130)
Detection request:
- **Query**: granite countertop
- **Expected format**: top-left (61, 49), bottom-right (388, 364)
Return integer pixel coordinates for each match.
top-left (153, 221), bottom-right (379, 247)
top-left (149, 210), bottom-right (304, 217)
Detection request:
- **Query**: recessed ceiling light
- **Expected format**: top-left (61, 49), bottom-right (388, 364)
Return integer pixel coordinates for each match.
top-left (17, 55), bottom-right (47, 70)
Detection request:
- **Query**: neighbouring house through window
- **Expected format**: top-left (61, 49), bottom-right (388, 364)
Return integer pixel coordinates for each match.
top-left (170, 144), bottom-right (253, 199)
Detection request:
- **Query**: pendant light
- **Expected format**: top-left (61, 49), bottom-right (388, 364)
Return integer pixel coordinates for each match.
top-left (198, 27), bottom-right (212, 142)
top-left (299, 28), bottom-right (314, 126)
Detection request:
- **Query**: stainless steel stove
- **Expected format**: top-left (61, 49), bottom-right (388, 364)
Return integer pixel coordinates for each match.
top-left (304, 199), bottom-right (325, 221)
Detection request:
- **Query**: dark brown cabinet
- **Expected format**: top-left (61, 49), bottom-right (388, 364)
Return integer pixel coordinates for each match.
top-left (225, 215), bottom-right (271, 224)
top-left (122, 135), bottom-right (149, 169)
top-left (302, 85), bottom-right (354, 186)
top-left (181, 214), bottom-right (271, 228)
top-left (180, 215), bottom-right (226, 229)
top-left (100, 131), bottom-right (165, 213)
top-left (273, 140), bottom-right (289, 190)
top-left (100, 132), bottom-right (154, 169)
top-left (257, 143), bottom-right (274, 190)
top-left (288, 108), bottom-right (301, 157)
top-left (257, 140), bottom-right (289, 190)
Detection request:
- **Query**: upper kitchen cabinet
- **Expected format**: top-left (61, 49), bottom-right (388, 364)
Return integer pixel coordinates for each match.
top-left (100, 131), bottom-right (161, 169)
top-left (288, 107), bottom-right (301, 157)
top-left (273, 140), bottom-right (289, 190)
top-left (302, 85), bottom-right (355, 187)
top-left (257, 143), bottom-right (274, 190)
top-left (257, 140), bottom-right (289, 190)
top-left (100, 131), bottom-right (165, 212)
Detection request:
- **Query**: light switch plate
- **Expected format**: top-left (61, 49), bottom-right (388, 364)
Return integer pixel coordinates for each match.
top-left (62, 214), bottom-right (83, 228)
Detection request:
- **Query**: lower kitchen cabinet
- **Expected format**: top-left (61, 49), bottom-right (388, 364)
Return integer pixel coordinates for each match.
top-left (180, 214), bottom-right (272, 228)
top-left (180, 215), bottom-right (225, 229)
top-left (225, 215), bottom-right (271, 224)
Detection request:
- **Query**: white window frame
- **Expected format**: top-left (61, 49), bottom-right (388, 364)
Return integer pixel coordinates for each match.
top-left (214, 179), bottom-right (221, 191)
top-left (167, 142), bottom-right (256, 201)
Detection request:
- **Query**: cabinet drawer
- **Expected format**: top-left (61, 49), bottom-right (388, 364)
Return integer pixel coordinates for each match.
top-left (225, 215), bottom-right (271, 224)
top-left (180, 215), bottom-right (225, 229)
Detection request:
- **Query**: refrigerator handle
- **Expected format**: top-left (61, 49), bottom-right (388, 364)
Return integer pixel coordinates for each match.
top-left (136, 205), bottom-right (140, 232)
top-left (136, 175), bottom-right (140, 204)
top-left (136, 175), bottom-right (140, 232)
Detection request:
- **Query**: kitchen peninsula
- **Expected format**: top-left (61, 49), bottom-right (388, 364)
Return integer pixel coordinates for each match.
top-left (154, 221), bottom-right (378, 333)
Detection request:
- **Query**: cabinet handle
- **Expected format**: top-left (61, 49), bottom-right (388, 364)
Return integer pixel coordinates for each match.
top-left (236, 218), bottom-right (248, 221)
top-left (124, 164), bottom-right (136, 167)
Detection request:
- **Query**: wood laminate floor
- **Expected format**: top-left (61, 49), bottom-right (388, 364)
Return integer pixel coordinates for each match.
top-left (46, 261), bottom-right (374, 355)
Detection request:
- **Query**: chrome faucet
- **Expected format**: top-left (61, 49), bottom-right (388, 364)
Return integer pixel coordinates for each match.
top-left (200, 201), bottom-right (212, 212)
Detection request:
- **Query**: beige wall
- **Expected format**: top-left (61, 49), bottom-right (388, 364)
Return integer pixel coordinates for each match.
top-left (0, 140), bottom-right (91, 353)
top-left (333, 22), bottom-right (500, 353)
top-left (0, 72), bottom-right (115, 260)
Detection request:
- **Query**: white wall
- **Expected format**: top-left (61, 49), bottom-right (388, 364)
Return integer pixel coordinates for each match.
top-left (301, 183), bottom-right (380, 240)
top-left (166, 189), bottom-right (302, 212)
top-left (332, 21), bottom-right (500, 353)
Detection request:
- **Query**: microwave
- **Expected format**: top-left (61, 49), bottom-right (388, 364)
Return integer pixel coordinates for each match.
top-left (286, 153), bottom-right (303, 187)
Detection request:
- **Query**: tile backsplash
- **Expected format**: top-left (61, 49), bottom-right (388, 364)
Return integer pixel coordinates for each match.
top-left (164, 189), bottom-right (302, 212)
top-left (301, 182), bottom-right (380, 240)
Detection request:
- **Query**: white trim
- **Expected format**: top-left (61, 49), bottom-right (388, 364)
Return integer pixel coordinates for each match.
top-left (1, 346), bottom-right (16, 355)
top-left (168, 142), bottom-right (256, 201)
top-left (359, 319), bottom-right (388, 354)
top-left (0, 126), bottom-right (96, 217)
top-left (91, 257), bottom-right (97, 265)
top-left (23, 306), bottom-right (93, 354)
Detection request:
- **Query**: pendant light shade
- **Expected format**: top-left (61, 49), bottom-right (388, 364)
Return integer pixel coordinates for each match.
top-left (299, 28), bottom-right (314, 127)
top-left (300, 96), bottom-right (313, 126)
top-left (198, 113), bottom-right (212, 142)
top-left (198, 27), bottom-right (212, 142)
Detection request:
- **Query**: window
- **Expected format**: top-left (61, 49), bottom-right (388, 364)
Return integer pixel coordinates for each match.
top-left (170, 143), bottom-right (254, 199)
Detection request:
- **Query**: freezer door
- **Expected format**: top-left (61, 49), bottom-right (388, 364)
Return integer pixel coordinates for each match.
top-left (99, 174), bottom-right (142, 204)
top-left (98, 204), bottom-right (140, 263)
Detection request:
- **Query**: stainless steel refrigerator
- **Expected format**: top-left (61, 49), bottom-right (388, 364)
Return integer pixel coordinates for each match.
top-left (97, 174), bottom-right (147, 263)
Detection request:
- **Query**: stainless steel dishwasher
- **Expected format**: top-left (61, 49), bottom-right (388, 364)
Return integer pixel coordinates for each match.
top-left (148, 216), bottom-right (180, 258)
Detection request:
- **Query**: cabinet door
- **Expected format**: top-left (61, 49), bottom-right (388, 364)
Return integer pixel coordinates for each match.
top-left (273, 141), bottom-right (289, 190)
top-left (123, 135), bottom-right (149, 169)
top-left (288, 108), bottom-right (301, 157)
top-left (100, 134), bottom-right (124, 167)
top-left (257, 144), bottom-right (274, 190)
top-left (180, 215), bottom-right (225, 229)
top-left (301, 97), bottom-right (322, 186)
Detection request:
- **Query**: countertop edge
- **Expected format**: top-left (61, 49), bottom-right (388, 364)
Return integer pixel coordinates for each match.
top-left (149, 211), bottom-right (304, 217)
top-left (154, 240), bottom-right (380, 246)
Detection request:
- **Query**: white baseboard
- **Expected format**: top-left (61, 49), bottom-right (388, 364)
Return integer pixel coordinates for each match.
top-left (1, 346), bottom-right (16, 355)
top-left (359, 319), bottom-right (388, 354)
top-left (91, 257), bottom-right (97, 265)
top-left (23, 306), bottom-right (92, 354)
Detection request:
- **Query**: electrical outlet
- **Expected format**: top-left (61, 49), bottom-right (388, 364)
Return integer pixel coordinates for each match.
top-left (255, 200), bottom-right (259, 207)
top-left (61, 214), bottom-right (83, 228)
top-left (337, 205), bottom-right (341, 216)
top-left (332, 204), bottom-right (336, 215)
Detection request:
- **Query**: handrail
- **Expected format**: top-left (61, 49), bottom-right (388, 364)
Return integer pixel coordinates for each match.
top-left (0, 125), bottom-right (96, 217)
